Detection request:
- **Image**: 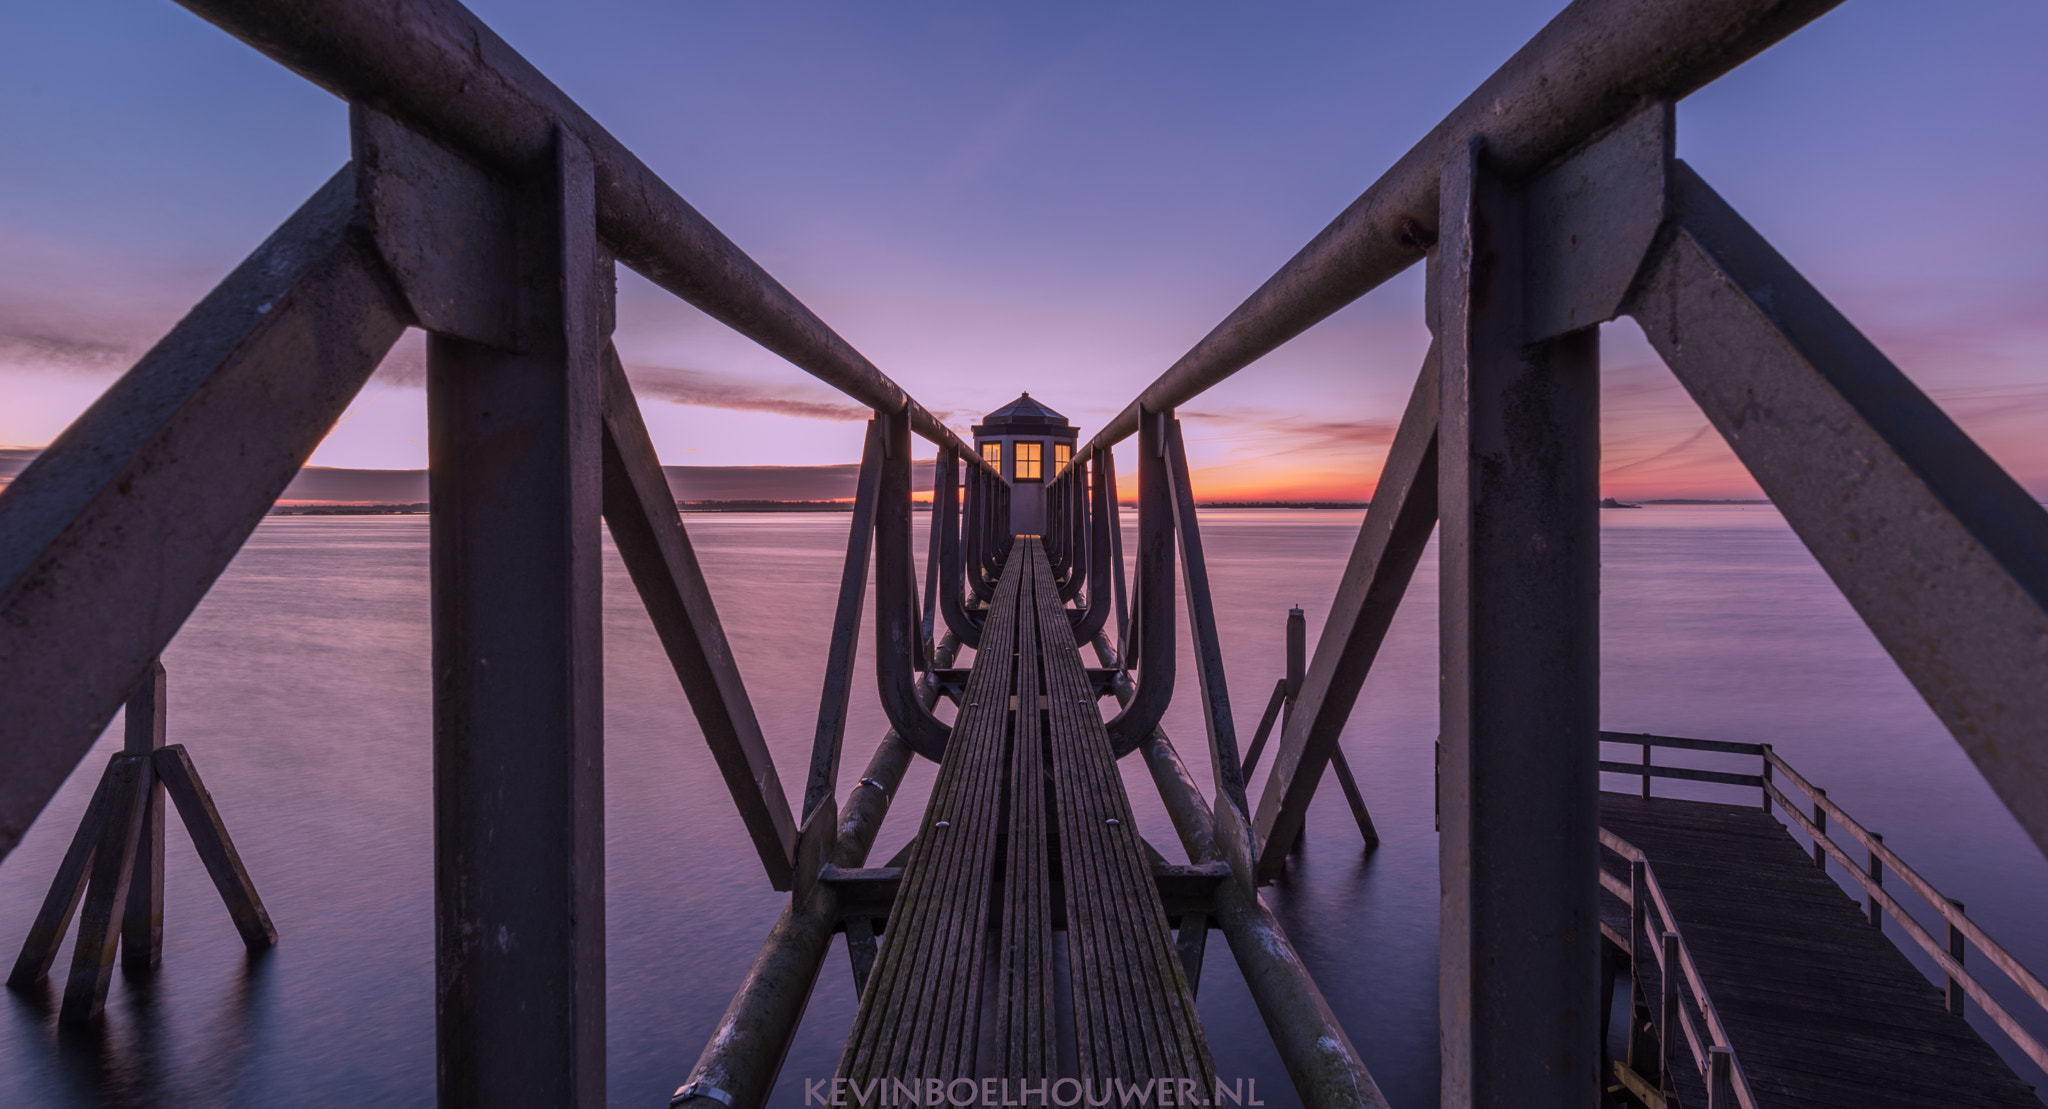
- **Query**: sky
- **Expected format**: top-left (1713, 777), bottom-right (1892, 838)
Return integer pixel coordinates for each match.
top-left (1, 0), bottom-right (2044, 502)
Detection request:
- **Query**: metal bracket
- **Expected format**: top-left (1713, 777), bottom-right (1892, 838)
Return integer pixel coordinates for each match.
top-left (670, 1082), bottom-right (735, 1107)
top-left (1521, 100), bottom-right (1673, 342)
top-left (349, 106), bottom-right (520, 349)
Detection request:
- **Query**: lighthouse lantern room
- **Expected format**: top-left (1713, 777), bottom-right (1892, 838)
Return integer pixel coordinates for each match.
top-left (970, 393), bottom-right (1078, 537)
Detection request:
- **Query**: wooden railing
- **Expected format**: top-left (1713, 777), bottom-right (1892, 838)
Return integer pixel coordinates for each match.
top-left (1601, 732), bottom-right (2048, 1078)
top-left (1600, 829), bottom-right (1754, 1109)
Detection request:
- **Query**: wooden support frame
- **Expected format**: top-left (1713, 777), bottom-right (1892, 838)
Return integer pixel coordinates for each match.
top-left (803, 421), bottom-right (884, 823)
top-left (600, 347), bottom-right (798, 889)
top-left (674, 641), bottom-right (957, 1109)
top-left (0, 167), bottom-right (409, 864)
top-left (1436, 136), bottom-right (1602, 1108)
top-left (427, 123), bottom-right (610, 1108)
top-left (121, 660), bottom-right (167, 974)
top-left (1161, 418), bottom-right (1257, 889)
top-left (153, 745), bottom-right (279, 950)
top-left (8, 738), bottom-right (277, 1021)
top-left (59, 755), bottom-right (150, 1024)
top-left (1251, 346), bottom-right (1438, 880)
top-left (8, 754), bottom-right (124, 991)
top-left (1628, 161), bottom-right (2048, 860)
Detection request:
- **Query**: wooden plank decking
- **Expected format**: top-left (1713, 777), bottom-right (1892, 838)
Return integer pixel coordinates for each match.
top-left (1600, 793), bottom-right (2041, 1109)
top-left (839, 539), bottom-right (1212, 1098)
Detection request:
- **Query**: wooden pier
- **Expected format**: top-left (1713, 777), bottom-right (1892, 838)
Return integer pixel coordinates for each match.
top-left (839, 541), bottom-right (1213, 1099)
top-left (4, 0), bottom-right (2048, 1106)
top-left (1600, 794), bottom-right (2040, 1109)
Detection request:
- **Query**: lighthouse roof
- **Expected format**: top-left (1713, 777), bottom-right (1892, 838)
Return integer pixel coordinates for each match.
top-left (972, 393), bottom-right (1076, 437)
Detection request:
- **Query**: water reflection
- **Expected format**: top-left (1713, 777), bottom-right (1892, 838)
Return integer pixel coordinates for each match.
top-left (0, 509), bottom-right (2043, 1107)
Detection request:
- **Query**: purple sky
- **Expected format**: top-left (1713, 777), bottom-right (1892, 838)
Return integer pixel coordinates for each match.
top-left (2, 0), bottom-right (2043, 499)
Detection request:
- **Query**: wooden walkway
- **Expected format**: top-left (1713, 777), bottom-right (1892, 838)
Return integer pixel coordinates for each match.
top-left (1600, 793), bottom-right (2041, 1108)
top-left (838, 539), bottom-right (1214, 1099)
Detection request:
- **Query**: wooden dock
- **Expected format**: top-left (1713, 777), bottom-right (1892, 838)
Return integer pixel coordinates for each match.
top-left (1600, 793), bottom-right (2041, 1108)
top-left (838, 539), bottom-right (1214, 1100)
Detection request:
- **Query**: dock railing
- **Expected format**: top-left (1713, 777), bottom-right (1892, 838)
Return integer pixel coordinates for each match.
top-left (1602, 732), bottom-right (2048, 1078)
top-left (1599, 828), bottom-right (1754, 1109)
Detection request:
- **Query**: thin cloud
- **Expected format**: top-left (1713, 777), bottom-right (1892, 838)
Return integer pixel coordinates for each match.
top-left (0, 323), bottom-right (137, 372)
top-left (624, 362), bottom-right (868, 423)
top-left (1180, 409), bottom-right (1399, 459)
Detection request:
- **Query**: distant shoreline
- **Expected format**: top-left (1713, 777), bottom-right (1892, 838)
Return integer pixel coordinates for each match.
top-left (264, 497), bottom-right (1780, 516)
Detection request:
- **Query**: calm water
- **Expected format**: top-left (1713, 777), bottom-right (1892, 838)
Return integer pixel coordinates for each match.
top-left (2, 507), bottom-right (2043, 1106)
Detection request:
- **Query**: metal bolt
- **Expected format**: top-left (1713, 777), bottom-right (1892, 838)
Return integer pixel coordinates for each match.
top-left (1106, 818), bottom-right (1120, 828)
top-left (935, 820), bottom-right (951, 829)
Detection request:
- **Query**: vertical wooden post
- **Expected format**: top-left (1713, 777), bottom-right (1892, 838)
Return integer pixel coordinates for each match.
top-left (1707, 1045), bottom-right (1735, 1109)
top-left (1761, 746), bottom-right (1773, 813)
top-left (1813, 788), bottom-right (1828, 868)
top-left (1659, 932), bottom-right (1681, 1100)
top-left (121, 659), bottom-right (167, 973)
top-left (1641, 743), bottom-right (1652, 800)
top-left (1625, 859), bottom-right (1648, 1067)
top-left (1946, 898), bottom-right (1967, 1017)
top-left (1283, 606), bottom-right (1305, 731)
top-left (1866, 832), bottom-right (1884, 927)
top-left (427, 125), bottom-right (611, 1108)
top-left (1438, 136), bottom-right (1602, 1108)
top-left (60, 755), bottom-right (149, 1023)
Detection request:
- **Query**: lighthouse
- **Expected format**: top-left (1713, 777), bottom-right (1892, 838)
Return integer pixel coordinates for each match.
top-left (970, 393), bottom-right (1078, 537)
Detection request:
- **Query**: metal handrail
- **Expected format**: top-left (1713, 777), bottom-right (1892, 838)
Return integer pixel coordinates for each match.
top-left (175, 0), bottom-right (999, 478)
top-left (1762, 773), bottom-right (2048, 1075)
top-left (1059, 0), bottom-right (1845, 474)
top-left (1602, 733), bottom-right (2048, 1077)
top-left (1601, 829), bottom-right (1760, 1109)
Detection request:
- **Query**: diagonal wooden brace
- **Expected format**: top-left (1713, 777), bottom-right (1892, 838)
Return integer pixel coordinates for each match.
top-left (153, 745), bottom-right (278, 951)
top-left (1162, 418), bottom-right (1257, 892)
top-left (1630, 162), bottom-right (2048, 859)
top-left (0, 167), bottom-right (411, 864)
top-left (60, 754), bottom-right (151, 1023)
top-left (7, 754), bottom-right (123, 989)
top-left (1252, 347), bottom-right (1439, 882)
top-left (599, 347), bottom-right (798, 889)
